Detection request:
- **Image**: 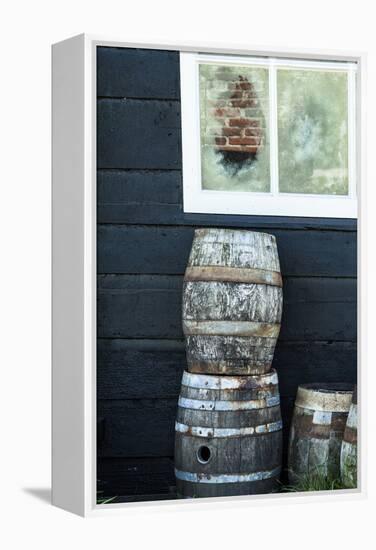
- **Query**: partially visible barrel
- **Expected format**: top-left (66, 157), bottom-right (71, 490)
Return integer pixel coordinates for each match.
top-left (340, 386), bottom-right (358, 488)
top-left (174, 369), bottom-right (283, 498)
top-left (288, 384), bottom-right (353, 483)
top-left (182, 228), bottom-right (283, 375)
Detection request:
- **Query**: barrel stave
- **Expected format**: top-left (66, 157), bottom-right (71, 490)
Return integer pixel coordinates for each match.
top-left (175, 432), bottom-right (282, 474)
top-left (176, 405), bottom-right (282, 430)
top-left (288, 384), bottom-right (353, 483)
top-left (187, 229), bottom-right (281, 273)
top-left (178, 377), bottom-right (280, 403)
top-left (183, 228), bottom-right (282, 376)
top-left (185, 335), bottom-right (277, 375)
top-left (175, 370), bottom-right (283, 498)
top-left (176, 477), bottom-right (279, 498)
top-left (182, 282), bottom-right (283, 323)
top-left (340, 387), bottom-right (358, 488)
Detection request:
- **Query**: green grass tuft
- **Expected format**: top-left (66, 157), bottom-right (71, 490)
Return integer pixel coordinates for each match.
top-left (97, 488), bottom-right (117, 505)
top-left (279, 469), bottom-right (347, 493)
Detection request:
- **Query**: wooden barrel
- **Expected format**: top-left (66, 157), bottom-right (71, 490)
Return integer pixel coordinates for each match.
top-left (288, 383), bottom-right (353, 483)
top-left (340, 386), bottom-right (357, 488)
top-left (182, 228), bottom-right (283, 375)
top-left (174, 369), bottom-right (283, 498)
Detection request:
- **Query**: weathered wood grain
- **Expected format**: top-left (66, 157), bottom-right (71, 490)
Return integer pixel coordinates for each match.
top-left (97, 99), bottom-right (182, 169)
top-left (97, 275), bottom-right (356, 341)
top-left (175, 370), bottom-right (282, 497)
top-left (187, 228), bottom-right (281, 271)
top-left (340, 386), bottom-right (358, 488)
top-left (181, 229), bottom-right (283, 374)
top-left (184, 334), bottom-right (278, 375)
top-left (97, 225), bottom-right (356, 277)
top-left (183, 282), bottom-right (283, 323)
top-left (97, 47), bottom-right (180, 99)
top-left (288, 384), bottom-right (353, 483)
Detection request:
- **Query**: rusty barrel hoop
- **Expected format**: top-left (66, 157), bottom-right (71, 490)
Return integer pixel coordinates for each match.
top-left (182, 228), bottom-right (283, 376)
top-left (288, 383), bottom-right (353, 484)
top-left (174, 369), bottom-right (283, 498)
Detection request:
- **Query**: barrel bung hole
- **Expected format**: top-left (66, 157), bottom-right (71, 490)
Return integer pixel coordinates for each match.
top-left (197, 445), bottom-right (211, 464)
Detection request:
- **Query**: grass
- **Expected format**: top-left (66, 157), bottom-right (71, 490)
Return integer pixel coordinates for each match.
top-left (97, 491), bottom-right (117, 505)
top-left (279, 469), bottom-right (347, 493)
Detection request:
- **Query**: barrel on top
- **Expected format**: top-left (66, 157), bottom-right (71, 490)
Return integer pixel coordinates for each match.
top-left (182, 228), bottom-right (283, 375)
top-left (174, 369), bottom-right (283, 498)
top-left (288, 384), bottom-right (353, 483)
top-left (340, 386), bottom-right (358, 488)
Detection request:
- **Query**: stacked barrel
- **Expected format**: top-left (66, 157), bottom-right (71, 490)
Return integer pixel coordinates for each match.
top-left (340, 385), bottom-right (358, 488)
top-left (174, 228), bottom-right (284, 498)
top-left (288, 383), bottom-right (354, 484)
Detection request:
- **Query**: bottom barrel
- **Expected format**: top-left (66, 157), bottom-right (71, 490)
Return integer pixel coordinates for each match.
top-left (174, 369), bottom-right (282, 498)
top-left (288, 383), bottom-right (353, 484)
top-left (340, 386), bottom-right (358, 488)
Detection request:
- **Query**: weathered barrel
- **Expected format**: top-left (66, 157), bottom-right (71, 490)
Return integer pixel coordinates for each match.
top-left (182, 228), bottom-right (283, 375)
top-left (288, 384), bottom-right (353, 484)
top-left (340, 386), bottom-right (357, 488)
top-left (174, 369), bottom-right (283, 498)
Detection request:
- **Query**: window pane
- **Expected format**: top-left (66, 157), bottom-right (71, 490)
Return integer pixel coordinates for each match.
top-left (277, 68), bottom-right (349, 195)
top-left (199, 64), bottom-right (270, 192)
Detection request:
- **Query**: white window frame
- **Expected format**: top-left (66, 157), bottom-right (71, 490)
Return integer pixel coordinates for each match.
top-left (180, 52), bottom-right (358, 218)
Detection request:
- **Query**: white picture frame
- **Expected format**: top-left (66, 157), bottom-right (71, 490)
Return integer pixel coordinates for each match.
top-left (52, 34), bottom-right (366, 517)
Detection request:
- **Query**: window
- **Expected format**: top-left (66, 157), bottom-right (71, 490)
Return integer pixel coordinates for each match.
top-left (180, 53), bottom-right (358, 218)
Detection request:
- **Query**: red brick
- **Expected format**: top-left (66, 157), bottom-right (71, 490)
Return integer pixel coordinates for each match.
top-left (215, 137), bottom-right (227, 146)
top-left (222, 127), bottom-right (243, 137)
top-left (230, 99), bottom-right (258, 108)
top-left (228, 90), bottom-right (243, 98)
top-left (213, 107), bottom-right (240, 117)
top-left (228, 137), bottom-right (259, 146)
top-left (229, 118), bottom-right (256, 127)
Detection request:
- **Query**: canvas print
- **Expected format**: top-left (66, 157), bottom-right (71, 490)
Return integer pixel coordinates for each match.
top-left (96, 47), bottom-right (357, 504)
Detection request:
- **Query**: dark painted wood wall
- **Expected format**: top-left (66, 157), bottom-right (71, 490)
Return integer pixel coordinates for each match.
top-left (96, 47), bottom-right (357, 501)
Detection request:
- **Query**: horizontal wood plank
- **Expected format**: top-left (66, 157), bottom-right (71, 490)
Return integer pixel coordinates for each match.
top-left (97, 339), bottom-right (186, 400)
top-left (97, 339), bottom-right (356, 400)
top-left (97, 392), bottom-right (353, 458)
top-left (97, 99), bottom-right (181, 169)
top-left (97, 225), bottom-right (356, 277)
top-left (97, 47), bottom-right (180, 99)
top-left (97, 457), bottom-right (176, 497)
top-left (97, 169), bottom-right (357, 231)
top-left (97, 398), bottom-right (178, 457)
top-left (97, 275), bottom-right (356, 341)
top-left (97, 170), bottom-right (182, 206)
